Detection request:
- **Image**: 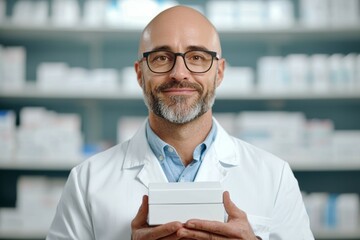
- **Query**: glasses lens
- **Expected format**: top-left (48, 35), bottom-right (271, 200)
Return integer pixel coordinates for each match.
top-left (147, 51), bottom-right (175, 73)
top-left (184, 51), bottom-right (214, 73)
top-left (145, 50), bottom-right (215, 73)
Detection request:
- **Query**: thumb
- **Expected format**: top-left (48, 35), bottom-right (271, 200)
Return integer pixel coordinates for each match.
top-left (131, 195), bottom-right (149, 229)
top-left (223, 191), bottom-right (244, 220)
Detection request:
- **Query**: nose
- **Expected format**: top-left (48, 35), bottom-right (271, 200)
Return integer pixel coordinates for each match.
top-left (169, 55), bottom-right (190, 80)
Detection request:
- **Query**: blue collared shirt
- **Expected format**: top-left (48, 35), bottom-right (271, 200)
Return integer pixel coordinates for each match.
top-left (146, 120), bottom-right (217, 182)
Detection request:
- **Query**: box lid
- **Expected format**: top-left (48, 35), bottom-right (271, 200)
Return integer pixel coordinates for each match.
top-left (148, 181), bottom-right (223, 204)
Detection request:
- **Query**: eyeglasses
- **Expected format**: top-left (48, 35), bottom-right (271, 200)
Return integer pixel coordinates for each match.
top-left (141, 50), bottom-right (219, 74)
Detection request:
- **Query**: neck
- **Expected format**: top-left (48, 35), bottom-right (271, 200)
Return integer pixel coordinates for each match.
top-left (149, 111), bottom-right (213, 166)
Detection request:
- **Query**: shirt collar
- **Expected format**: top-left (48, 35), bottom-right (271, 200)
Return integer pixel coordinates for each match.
top-left (146, 120), bottom-right (217, 162)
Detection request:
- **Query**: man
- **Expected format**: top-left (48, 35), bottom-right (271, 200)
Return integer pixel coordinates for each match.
top-left (47, 6), bottom-right (314, 240)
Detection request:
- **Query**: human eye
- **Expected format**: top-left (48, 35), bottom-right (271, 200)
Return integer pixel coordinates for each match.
top-left (186, 51), bottom-right (209, 63)
top-left (149, 51), bottom-right (173, 64)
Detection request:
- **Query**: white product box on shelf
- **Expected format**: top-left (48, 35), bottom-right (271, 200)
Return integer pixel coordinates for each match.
top-left (52, 0), bottom-right (80, 26)
top-left (83, 0), bottom-right (106, 26)
top-left (267, 0), bottom-right (295, 27)
top-left (117, 116), bottom-right (145, 143)
top-left (300, 0), bottom-right (330, 27)
top-left (121, 66), bottom-right (142, 95)
top-left (309, 54), bottom-right (330, 93)
top-left (237, 111), bottom-right (306, 159)
top-left (0, 177), bottom-right (65, 233)
top-left (303, 193), bottom-right (360, 233)
top-left (148, 182), bottom-right (224, 225)
top-left (257, 56), bottom-right (286, 93)
top-left (284, 54), bottom-right (310, 92)
top-left (206, 1), bottom-right (236, 29)
top-left (236, 0), bottom-right (266, 27)
top-left (329, 0), bottom-right (360, 27)
top-left (332, 130), bottom-right (360, 163)
top-left (12, 0), bottom-right (48, 25)
top-left (0, 46), bottom-right (26, 90)
top-left (218, 66), bottom-right (254, 94)
top-left (16, 107), bottom-right (83, 163)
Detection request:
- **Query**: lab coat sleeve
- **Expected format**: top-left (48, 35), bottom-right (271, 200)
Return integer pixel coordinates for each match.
top-left (46, 167), bottom-right (94, 240)
top-left (270, 163), bottom-right (314, 240)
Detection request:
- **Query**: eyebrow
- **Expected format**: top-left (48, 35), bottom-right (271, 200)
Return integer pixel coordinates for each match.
top-left (150, 45), bottom-right (211, 52)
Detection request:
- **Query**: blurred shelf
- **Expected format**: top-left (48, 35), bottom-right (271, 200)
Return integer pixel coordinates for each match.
top-left (0, 160), bottom-right (80, 171)
top-left (1, 23), bottom-right (360, 42)
top-left (290, 161), bottom-right (360, 171)
top-left (314, 229), bottom-right (360, 239)
top-left (1, 84), bottom-right (360, 101)
top-left (0, 230), bottom-right (46, 239)
top-left (0, 158), bottom-right (359, 171)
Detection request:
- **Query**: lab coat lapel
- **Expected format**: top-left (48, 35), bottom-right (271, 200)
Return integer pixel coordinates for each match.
top-left (195, 118), bottom-right (240, 182)
top-left (123, 119), bottom-right (167, 188)
top-left (136, 155), bottom-right (168, 187)
top-left (194, 147), bottom-right (229, 182)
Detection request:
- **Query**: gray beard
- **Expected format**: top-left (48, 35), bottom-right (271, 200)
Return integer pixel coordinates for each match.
top-left (142, 78), bottom-right (216, 124)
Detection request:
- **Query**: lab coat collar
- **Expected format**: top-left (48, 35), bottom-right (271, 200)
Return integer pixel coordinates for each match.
top-left (122, 117), bottom-right (240, 187)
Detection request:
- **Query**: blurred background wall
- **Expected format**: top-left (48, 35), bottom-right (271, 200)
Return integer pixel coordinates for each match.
top-left (0, 0), bottom-right (360, 239)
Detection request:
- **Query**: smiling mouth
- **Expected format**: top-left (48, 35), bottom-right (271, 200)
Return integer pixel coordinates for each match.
top-left (162, 88), bottom-right (197, 95)
top-left (157, 81), bottom-right (203, 95)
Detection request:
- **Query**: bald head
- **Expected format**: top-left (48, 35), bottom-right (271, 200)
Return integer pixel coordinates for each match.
top-left (138, 6), bottom-right (222, 58)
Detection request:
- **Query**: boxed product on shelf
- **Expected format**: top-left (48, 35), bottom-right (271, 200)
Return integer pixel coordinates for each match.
top-left (16, 107), bottom-right (83, 163)
top-left (0, 46), bottom-right (26, 90)
top-left (83, 0), bottom-right (106, 26)
top-left (206, 1), bottom-right (236, 29)
top-left (329, 0), bottom-right (360, 27)
top-left (257, 56), bottom-right (287, 93)
top-left (300, 0), bottom-right (330, 27)
top-left (121, 66), bottom-right (142, 95)
top-left (37, 62), bottom-right (120, 92)
top-left (303, 119), bottom-right (334, 162)
top-left (0, 110), bottom-right (16, 161)
top-left (284, 54), bottom-right (310, 92)
top-left (257, 53), bottom-right (360, 93)
top-left (117, 116), bottom-right (146, 143)
top-left (267, 0), bottom-right (294, 27)
top-left (11, 0), bottom-right (48, 25)
top-left (236, 111), bottom-right (306, 159)
top-left (309, 54), bottom-right (330, 93)
top-left (300, 0), bottom-right (360, 27)
top-left (217, 66), bottom-right (254, 95)
top-left (52, 0), bottom-right (80, 26)
top-left (332, 130), bottom-right (360, 163)
top-left (0, 176), bottom-right (65, 233)
top-left (206, 0), bottom-right (294, 29)
top-left (235, 0), bottom-right (266, 27)
top-left (303, 192), bottom-right (360, 232)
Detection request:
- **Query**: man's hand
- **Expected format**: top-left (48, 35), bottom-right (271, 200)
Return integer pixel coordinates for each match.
top-left (176, 191), bottom-right (259, 240)
top-left (131, 195), bottom-right (184, 240)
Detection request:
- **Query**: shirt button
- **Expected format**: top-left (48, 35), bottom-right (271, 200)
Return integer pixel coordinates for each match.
top-left (167, 147), bottom-right (174, 153)
top-left (159, 155), bottom-right (164, 161)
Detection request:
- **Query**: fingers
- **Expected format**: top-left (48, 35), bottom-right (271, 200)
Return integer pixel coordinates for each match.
top-left (177, 227), bottom-right (227, 240)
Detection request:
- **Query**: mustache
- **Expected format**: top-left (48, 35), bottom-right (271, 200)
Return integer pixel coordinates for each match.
top-left (156, 80), bottom-right (203, 93)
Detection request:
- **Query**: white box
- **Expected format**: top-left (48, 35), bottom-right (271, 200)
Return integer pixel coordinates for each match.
top-left (148, 182), bottom-right (224, 225)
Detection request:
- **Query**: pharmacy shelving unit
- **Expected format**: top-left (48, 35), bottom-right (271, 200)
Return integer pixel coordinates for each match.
top-left (1, 10), bottom-right (360, 240)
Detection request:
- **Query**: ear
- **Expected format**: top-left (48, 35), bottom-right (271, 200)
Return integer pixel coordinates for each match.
top-left (215, 58), bottom-right (225, 87)
top-left (134, 61), bottom-right (143, 87)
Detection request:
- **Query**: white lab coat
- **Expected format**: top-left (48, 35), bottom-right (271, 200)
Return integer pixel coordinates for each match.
top-left (47, 118), bottom-right (314, 240)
